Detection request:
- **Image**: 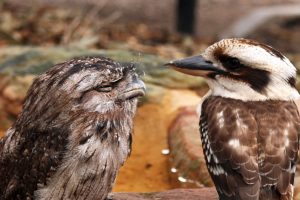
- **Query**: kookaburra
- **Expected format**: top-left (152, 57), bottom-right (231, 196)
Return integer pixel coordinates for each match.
top-left (0, 57), bottom-right (145, 200)
top-left (166, 38), bottom-right (300, 200)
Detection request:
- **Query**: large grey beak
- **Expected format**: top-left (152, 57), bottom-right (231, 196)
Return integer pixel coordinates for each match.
top-left (165, 55), bottom-right (225, 77)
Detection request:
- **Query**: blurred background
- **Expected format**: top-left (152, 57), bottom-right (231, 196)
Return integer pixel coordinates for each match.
top-left (1, 0), bottom-right (300, 198)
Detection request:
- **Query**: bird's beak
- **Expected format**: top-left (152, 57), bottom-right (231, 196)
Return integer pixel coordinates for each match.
top-left (165, 55), bottom-right (225, 77)
top-left (118, 76), bottom-right (146, 100)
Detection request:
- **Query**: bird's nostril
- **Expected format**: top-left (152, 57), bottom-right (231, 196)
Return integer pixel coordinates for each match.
top-left (117, 77), bottom-right (146, 101)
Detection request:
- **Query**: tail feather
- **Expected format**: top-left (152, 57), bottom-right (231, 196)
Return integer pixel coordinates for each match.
top-left (259, 188), bottom-right (280, 200)
top-left (259, 186), bottom-right (294, 200)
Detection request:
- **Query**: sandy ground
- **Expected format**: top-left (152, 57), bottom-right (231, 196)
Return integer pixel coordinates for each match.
top-left (113, 89), bottom-right (202, 192)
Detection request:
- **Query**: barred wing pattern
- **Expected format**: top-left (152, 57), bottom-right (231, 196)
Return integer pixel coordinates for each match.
top-left (200, 96), bottom-right (300, 200)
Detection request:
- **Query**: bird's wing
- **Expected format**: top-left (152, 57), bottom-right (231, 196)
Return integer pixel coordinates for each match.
top-left (200, 96), bottom-right (260, 199)
top-left (200, 96), bottom-right (300, 199)
top-left (257, 101), bottom-right (300, 197)
top-left (200, 97), bottom-right (259, 200)
top-left (0, 128), bottom-right (69, 199)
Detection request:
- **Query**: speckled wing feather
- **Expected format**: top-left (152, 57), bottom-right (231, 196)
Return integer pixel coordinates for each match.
top-left (0, 128), bottom-right (69, 199)
top-left (200, 96), bottom-right (300, 200)
top-left (257, 101), bottom-right (299, 200)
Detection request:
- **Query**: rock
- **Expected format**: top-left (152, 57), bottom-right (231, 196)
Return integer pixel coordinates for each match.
top-left (168, 106), bottom-right (213, 188)
top-left (0, 94), bottom-right (13, 134)
top-left (294, 176), bottom-right (300, 199)
top-left (295, 186), bottom-right (300, 200)
top-left (114, 89), bottom-right (202, 192)
top-left (111, 188), bottom-right (218, 200)
top-left (1, 75), bottom-right (35, 115)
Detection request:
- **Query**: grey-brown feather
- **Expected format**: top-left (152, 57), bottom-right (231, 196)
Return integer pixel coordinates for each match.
top-left (0, 57), bottom-right (141, 200)
top-left (200, 96), bottom-right (300, 200)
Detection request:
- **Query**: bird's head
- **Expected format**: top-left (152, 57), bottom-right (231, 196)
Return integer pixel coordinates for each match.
top-left (18, 57), bottom-right (145, 130)
top-left (166, 38), bottom-right (299, 101)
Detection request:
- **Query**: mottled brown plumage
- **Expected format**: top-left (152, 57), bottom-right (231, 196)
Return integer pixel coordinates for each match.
top-left (0, 57), bottom-right (145, 200)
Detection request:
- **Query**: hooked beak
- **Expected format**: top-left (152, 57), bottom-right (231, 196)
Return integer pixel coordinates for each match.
top-left (165, 55), bottom-right (225, 77)
top-left (118, 76), bottom-right (146, 100)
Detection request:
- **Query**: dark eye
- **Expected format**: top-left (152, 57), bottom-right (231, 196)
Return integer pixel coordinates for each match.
top-left (226, 58), bottom-right (241, 70)
top-left (219, 55), bottom-right (242, 71)
top-left (94, 84), bottom-right (112, 92)
top-left (230, 58), bottom-right (240, 65)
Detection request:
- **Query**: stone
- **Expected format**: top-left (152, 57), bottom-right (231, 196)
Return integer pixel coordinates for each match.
top-left (0, 91), bottom-right (14, 134)
top-left (111, 188), bottom-right (218, 200)
top-left (168, 106), bottom-right (213, 188)
top-left (295, 187), bottom-right (300, 200)
top-left (1, 75), bottom-right (35, 115)
top-left (114, 89), bottom-right (201, 192)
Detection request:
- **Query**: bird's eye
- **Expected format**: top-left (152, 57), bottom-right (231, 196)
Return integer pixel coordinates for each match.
top-left (94, 85), bottom-right (112, 92)
top-left (226, 58), bottom-right (241, 70)
top-left (230, 58), bottom-right (240, 65)
top-left (220, 56), bottom-right (242, 71)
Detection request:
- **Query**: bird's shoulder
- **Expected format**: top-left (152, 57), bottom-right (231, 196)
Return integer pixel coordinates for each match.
top-left (0, 127), bottom-right (69, 199)
top-left (199, 95), bottom-right (300, 198)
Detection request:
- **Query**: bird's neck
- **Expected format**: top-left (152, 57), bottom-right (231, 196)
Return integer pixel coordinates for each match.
top-left (207, 80), bottom-right (300, 101)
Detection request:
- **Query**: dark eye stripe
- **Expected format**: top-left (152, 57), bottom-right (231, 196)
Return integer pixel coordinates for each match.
top-left (215, 53), bottom-right (270, 93)
top-left (229, 68), bottom-right (270, 93)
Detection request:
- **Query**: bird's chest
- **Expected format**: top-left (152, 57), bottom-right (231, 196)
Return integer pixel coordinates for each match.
top-left (199, 96), bottom-right (300, 165)
top-left (77, 130), bottom-right (132, 169)
top-left (35, 129), bottom-right (132, 200)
